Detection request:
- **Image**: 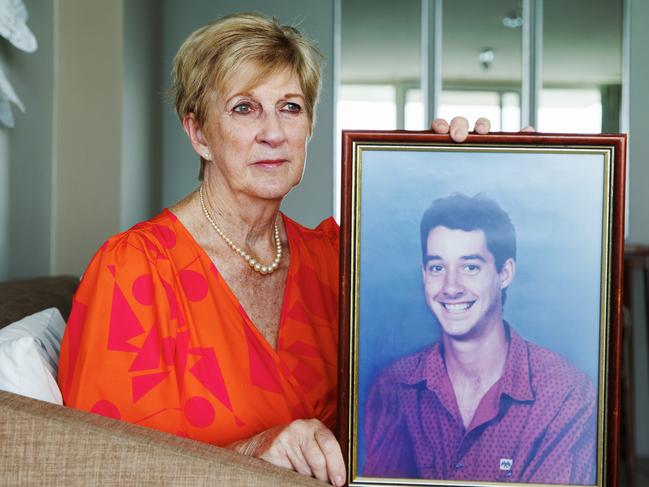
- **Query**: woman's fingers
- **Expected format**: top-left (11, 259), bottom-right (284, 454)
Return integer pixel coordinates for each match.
top-left (431, 116), bottom-right (495, 141)
top-left (314, 425), bottom-right (346, 486)
top-left (430, 118), bottom-right (450, 134)
top-left (300, 437), bottom-right (329, 482)
top-left (449, 116), bottom-right (470, 142)
top-left (247, 419), bottom-right (345, 486)
top-left (474, 117), bottom-right (491, 134)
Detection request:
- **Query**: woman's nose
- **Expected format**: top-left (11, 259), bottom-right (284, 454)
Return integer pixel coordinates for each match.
top-left (255, 111), bottom-right (286, 147)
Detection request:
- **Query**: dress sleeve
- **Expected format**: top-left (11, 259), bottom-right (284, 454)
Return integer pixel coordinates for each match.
top-left (362, 371), bottom-right (417, 478)
top-left (523, 376), bottom-right (597, 484)
top-left (57, 230), bottom-right (182, 435)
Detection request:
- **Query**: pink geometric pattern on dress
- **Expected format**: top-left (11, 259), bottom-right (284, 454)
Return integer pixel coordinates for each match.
top-left (184, 396), bottom-right (215, 428)
top-left (234, 416), bottom-right (245, 427)
top-left (286, 301), bottom-right (332, 329)
top-left (107, 283), bottom-right (144, 352)
top-left (107, 265), bottom-right (116, 277)
top-left (189, 347), bottom-right (233, 410)
top-left (292, 359), bottom-right (323, 393)
top-left (144, 239), bottom-right (165, 260)
top-left (62, 300), bottom-right (87, 396)
top-left (132, 274), bottom-right (155, 306)
top-left (285, 340), bottom-right (322, 357)
top-left (162, 279), bottom-right (185, 325)
top-left (175, 331), bottom-right (190, 388)
top-left (313, 390), bottom-right (335, 413)
top-left (129, 325), bottom-right (161, 372)
top-left (161, 336), bottom-right (175, 366)
top-left (297, 266), bottom-right (336, 320)
top-left (132, 371), bottom-right (169, 402)
top-left (242, 322), bottom-right (284, 395)
top-left (176, 431), bottom-right (189, 438)
top-left (286, 301), bottom-right (311, 324)
top-left (292, 402), bottom-right (308, 420)
top-left (152, 224), bottom-right (176, 249)
top-left (91, 399), bottom-right (121, 419)
top-left (179, 269), bottom-right (208, 301)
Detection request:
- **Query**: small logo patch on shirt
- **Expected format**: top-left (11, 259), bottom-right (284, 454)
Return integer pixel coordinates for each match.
top-left (499, 459), bottom-right (513, 471)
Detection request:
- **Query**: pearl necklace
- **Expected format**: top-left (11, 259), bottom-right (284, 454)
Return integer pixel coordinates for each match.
top-left (198, 186), bottom-right (282, 275)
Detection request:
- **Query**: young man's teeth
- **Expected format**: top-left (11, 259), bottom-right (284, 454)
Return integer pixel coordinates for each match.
top-left (444, 302), bottom-right (471, 312)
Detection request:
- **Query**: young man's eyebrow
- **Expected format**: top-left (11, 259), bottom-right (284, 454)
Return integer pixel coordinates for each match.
top-left (461, 254), bottom-right (487, 262)
top-left (424, 255), bottom-right (442, 264)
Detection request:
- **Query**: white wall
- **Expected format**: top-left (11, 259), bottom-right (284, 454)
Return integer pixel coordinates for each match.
top-left (161, 0), bottom-right (336, 227)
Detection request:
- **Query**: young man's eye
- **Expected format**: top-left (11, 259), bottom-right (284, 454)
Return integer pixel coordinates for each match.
top-left (427, 264), bottom-right (444, 274)
top-left (463, 264), bottom-right (480, 274)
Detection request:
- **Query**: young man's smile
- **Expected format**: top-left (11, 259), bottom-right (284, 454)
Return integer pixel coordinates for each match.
top-left (422, 226), bottom-right (514, 339)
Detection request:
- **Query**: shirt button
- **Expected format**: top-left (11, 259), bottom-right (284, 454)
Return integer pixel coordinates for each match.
top-left (454, 463), bottom-right (463, 470)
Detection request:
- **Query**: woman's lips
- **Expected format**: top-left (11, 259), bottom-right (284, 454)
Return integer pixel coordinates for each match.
top-left (253, 159), bottom-right (287, 167)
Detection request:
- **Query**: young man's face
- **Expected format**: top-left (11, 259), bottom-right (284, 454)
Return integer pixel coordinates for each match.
top-left (421, 226), bottom-right (515, 340)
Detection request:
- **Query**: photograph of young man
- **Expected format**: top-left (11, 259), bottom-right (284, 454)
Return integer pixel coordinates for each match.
top-left (362, 193), bottom-right (597, 485)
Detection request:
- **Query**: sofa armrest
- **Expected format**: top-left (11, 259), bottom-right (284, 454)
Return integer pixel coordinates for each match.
top-left (0, 276), bottom-right (79, 328)
top-left (0, 390), bottom-right (327, 486)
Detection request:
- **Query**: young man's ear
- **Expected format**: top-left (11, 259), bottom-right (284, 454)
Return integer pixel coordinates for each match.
top-left (499, 258), bottom-right (516, 290)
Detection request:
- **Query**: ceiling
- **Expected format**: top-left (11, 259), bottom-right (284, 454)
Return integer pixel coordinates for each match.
top-left (340, 0), bottom-right (623, 87)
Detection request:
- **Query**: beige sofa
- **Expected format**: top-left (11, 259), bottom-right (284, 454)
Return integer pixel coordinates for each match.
top-left (0, 277), bottom-right (326, 486)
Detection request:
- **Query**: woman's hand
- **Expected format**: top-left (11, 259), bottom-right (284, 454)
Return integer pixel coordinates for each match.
top-left (229, 419), bottom-right (346, 486)
top-left (430, 116), bottom-right (536, 141)
top-left (430, 116), bottom-right (491, 142)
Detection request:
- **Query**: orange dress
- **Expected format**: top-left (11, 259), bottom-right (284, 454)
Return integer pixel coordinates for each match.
top-left (58, 209), bottom-right (339, 445)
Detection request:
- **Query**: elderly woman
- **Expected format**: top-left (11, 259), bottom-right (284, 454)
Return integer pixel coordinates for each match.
top-left (57, 12), bottom-right (488, 486)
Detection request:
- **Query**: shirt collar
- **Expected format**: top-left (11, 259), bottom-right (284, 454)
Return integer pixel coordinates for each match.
top-left (400, 323), bottom-right (535, 404)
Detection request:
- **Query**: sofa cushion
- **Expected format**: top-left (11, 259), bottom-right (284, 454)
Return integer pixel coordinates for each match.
top-left (0, 308), bottom-right (65, 404)
top-left (0, 275), bottom-right (78, 328)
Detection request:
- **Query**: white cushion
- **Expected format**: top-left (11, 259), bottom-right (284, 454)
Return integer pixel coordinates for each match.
top-left (0, 308), bottom-right (65, 404)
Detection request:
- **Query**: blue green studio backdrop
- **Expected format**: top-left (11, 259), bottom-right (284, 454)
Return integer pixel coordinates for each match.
top-left (355, 147), bottom-right (606, 473)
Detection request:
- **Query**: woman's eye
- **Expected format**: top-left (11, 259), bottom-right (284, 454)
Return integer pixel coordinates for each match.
top-left (232, 102), bottom-right (254, 114)
top-left (282, 102), bottom-right (303, 113)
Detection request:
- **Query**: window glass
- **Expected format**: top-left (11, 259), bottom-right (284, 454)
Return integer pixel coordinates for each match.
top-left (337, 85), bottom-right (397, 130)
top-left (542, 0), bottom-right (622, 132)
top-left (441, 0), bottom-right (522, 128)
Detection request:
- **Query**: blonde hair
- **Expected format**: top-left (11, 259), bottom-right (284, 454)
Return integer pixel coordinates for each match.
top-left (171, 13), bottom-right (324, 180)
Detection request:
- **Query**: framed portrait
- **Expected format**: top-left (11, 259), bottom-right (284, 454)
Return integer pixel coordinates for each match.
top-left (337, 132), bottom-right (626, 487)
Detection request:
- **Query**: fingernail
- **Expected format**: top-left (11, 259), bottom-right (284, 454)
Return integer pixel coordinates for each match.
top-left (335, 475), bottom-right (344, 486)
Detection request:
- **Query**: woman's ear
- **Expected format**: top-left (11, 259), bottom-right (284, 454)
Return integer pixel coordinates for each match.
top-left (182, 113), bottom-right (211, 160)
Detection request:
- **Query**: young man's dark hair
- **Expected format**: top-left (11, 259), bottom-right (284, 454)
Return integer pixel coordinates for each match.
top-left (420, 193), bottom-right (517, 271)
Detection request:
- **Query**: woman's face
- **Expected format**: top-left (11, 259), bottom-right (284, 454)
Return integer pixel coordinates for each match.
top-left (200, 64), bottom-right (311, 202)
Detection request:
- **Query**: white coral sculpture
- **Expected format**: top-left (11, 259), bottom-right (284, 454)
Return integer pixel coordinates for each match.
top-left (0, 0), bottom-right (37, 127)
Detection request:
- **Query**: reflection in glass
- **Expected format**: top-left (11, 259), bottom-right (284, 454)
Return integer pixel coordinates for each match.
top-left (441, 0), bottom-right (522, 129)
top-left (542, 0), bottom-right (622, 132)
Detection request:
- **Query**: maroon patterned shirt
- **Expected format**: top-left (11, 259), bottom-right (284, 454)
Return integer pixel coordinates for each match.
top-left (363, 325), bottom-right (597, 484)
